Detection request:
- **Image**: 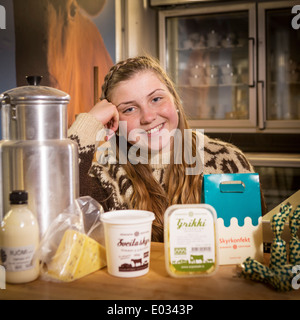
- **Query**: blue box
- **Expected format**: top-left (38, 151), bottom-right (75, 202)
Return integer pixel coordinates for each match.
top-left (202, 173), bottom-right (263, 265)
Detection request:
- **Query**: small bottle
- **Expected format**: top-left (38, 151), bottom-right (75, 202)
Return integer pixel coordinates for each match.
top-left (0, 190), bottom-right (40, 284)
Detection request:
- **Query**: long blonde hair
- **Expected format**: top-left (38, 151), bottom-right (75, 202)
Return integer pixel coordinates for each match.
top-left (101, 56), bottom-right (202, 241)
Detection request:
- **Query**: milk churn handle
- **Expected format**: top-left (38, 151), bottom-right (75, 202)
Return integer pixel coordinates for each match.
top-left (0, 93), bottom-right (16, 120)
top-left (0, 93), bottom-right (10, 108)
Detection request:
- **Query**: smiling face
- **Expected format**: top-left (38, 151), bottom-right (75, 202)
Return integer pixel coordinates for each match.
top-left (110, 71), bottom-right (179, 152)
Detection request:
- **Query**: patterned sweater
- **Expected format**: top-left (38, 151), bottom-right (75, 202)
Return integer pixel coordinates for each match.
top-left (68, 113), bottom-right (260, 219)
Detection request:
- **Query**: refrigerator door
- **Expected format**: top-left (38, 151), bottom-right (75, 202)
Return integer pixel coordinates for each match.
top-left (258, 1), bottom-right (300, 131)
top-left (159, 4), bottom-right (256, 130)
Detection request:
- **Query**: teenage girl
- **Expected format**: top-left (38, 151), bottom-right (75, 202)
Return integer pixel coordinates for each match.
top-left (68, 55), bottom-right (263, 242)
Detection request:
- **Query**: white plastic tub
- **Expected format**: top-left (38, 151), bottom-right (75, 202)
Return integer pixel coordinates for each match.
top-left (101, 210), bottom-right (155, 278)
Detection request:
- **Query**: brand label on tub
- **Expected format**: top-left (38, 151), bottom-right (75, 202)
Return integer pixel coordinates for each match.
top-left (116, 233), bottom-right (150, 272)
top-left (169, 209), bottom-right (216, 272)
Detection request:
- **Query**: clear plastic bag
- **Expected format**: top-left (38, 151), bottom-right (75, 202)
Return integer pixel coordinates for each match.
top-left (37, 196), bottom-right (106, 282)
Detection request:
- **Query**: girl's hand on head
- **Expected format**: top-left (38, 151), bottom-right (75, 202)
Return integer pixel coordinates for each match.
top-left (88, 99), bottom-right (119, 133)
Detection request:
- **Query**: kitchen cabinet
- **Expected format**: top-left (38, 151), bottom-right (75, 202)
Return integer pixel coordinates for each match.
top-left (158, 1), bottom-right (300, 133)
top-left (258, 1), bottom-right (300, 130)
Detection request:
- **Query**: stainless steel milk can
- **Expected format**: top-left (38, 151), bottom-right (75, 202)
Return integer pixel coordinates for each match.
top-left (0, 76), bottom-right (79, 237)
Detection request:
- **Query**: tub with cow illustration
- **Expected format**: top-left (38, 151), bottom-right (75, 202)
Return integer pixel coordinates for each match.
top-left (101, 210), bottom-right (155, 278)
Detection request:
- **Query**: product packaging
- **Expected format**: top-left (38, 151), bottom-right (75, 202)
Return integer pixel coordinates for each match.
top-left (100, 210), bottom-right (155, 278)
top-left (37, 196), bottom-right (106, 282)
top-left (0, 190), bottom-right (39, 284)
top-left (289, 205), bottom-right (300, 265)
top-left (202, 173), bottom-right (263, 265)
top-left (269, 203), bottom-right (290, 269)
top-left (238, 203), bottom-right (300, 291)
top-left (262, 190), bottom-right (300, 247)
top-left (164, 204), bottom-right (219, 277)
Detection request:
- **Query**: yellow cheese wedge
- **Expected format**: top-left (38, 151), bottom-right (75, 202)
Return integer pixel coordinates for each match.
top-left (46, 229), bottom-right (106, 282)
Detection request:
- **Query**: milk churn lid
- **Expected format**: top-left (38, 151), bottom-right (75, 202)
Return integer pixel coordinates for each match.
top-left (1, 76), bottom-right (70, 104)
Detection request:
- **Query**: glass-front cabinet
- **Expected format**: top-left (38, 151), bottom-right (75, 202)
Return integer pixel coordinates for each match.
top-left (159, 1), bottom-right (300, 133)
top-left (258, 1), bottom-right (300, 130)
top-left (161, 4), bottom-right (256, 129)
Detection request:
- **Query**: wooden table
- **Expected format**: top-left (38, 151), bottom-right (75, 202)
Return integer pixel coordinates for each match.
top-left (0, 242), bottom-right (299, 300)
